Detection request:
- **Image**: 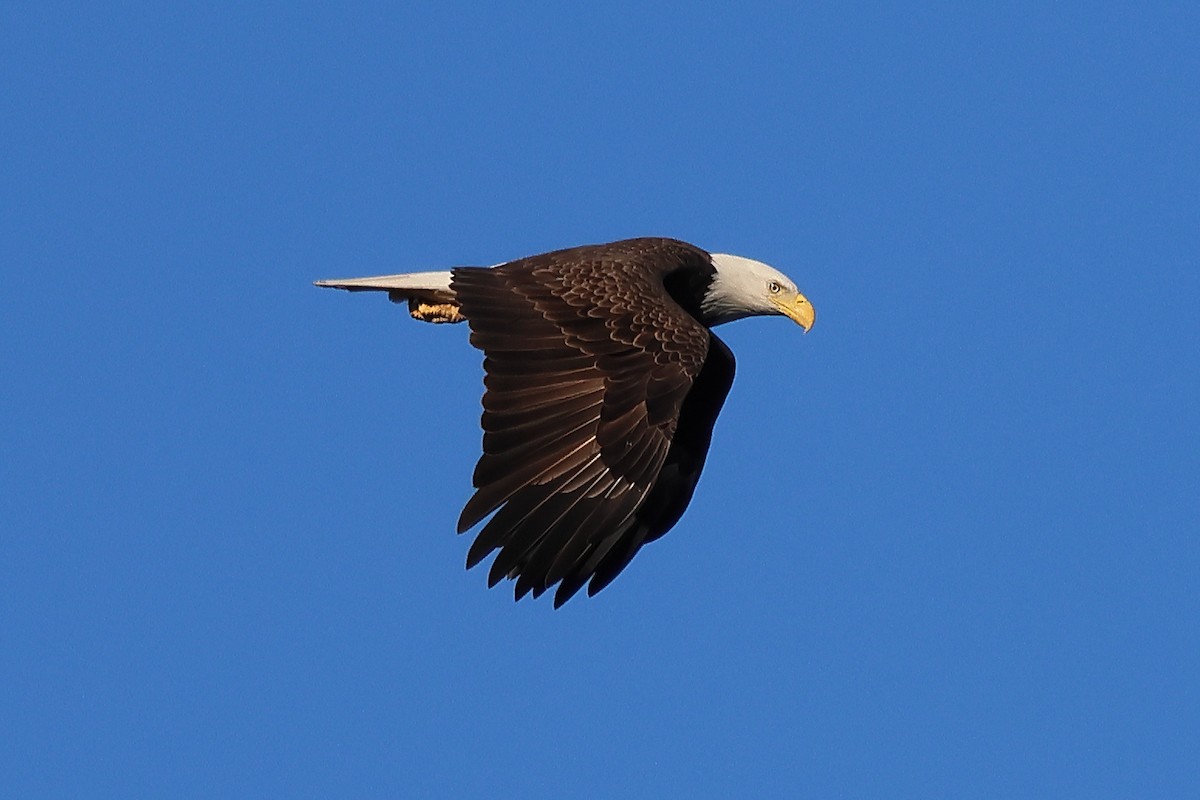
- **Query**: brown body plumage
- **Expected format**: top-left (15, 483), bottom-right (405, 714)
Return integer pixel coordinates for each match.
top-left (452, 239), bottom-right (734, 605)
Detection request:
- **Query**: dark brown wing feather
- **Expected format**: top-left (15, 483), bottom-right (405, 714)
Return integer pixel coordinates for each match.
top-left (451, 238), bottom-right (722, 603)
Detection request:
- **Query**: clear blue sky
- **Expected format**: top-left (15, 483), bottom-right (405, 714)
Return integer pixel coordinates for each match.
top-left (3, 3), bottom-right (1197, 797)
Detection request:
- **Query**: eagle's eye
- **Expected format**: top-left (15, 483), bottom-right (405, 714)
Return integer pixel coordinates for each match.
top-left (768, 280), bottom-right (782, 294)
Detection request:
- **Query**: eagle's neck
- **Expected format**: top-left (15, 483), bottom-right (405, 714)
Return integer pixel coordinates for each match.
top-left (662, 261), bottom-right (719, 326)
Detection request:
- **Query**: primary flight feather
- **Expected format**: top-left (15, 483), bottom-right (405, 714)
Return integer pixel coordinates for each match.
top-left (316, 237), bottom-right (814, 606)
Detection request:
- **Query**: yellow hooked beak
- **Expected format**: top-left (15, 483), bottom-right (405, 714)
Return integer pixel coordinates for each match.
top-left (771, 291), bottom-right (815, 332)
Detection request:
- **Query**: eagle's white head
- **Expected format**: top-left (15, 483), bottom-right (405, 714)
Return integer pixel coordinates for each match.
top-left (701, 253), bottom-right (816, 330)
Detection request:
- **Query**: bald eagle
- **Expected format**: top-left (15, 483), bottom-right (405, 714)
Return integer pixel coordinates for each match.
top-left (316, 237), bottom-right (814, 606)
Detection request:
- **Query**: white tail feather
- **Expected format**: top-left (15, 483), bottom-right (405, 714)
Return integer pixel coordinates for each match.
top-left (313, 270), bottom-right (453, 293)
top-left (314, 270), bottom-right (463, 323)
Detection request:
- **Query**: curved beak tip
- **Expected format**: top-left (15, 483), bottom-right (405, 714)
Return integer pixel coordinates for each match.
top-left (778, 292), bottom-right (815, 333)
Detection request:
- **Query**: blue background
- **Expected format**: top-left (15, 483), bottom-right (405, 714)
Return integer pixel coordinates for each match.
top-left (3, 3), bottom-right (1197, 797)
